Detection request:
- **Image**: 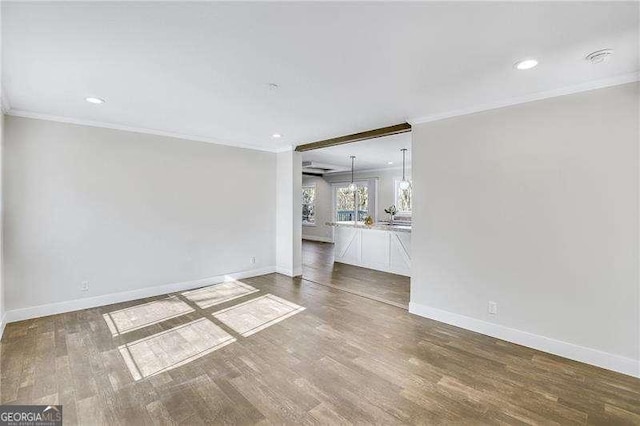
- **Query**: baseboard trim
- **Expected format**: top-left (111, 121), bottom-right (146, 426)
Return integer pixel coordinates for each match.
top-left (275, 266), bottom-right (303, 278)
top-left (0, 313), bottom-right (6, 341)
top-left (275, 267), bottom-right (299, 277)
top-left (409, 302), bottom-right (639, 378)
top-left (4, 266), bottom-right (277, 325)
top-left (276, 266), bottom-right (293, 276)
top-left (302, 235), bottom-right (334, 243)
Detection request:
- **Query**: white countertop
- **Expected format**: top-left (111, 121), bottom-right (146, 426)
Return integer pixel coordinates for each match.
top-left (326, 221), bottom-right (411, 233)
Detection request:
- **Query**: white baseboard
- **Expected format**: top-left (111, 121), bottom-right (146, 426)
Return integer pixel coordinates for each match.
top-left (3, 266), bottom-right (276, 325)
top-left (275, 266), bottom-right (302, 277)
top-left (276, 266), bottom-right (293, 276)
top-left (302, 235), bottom-right (334, 243)
top-left (409, 302), bottom-right (639, 378)
top-left (0, 313), bottom-right (6, 341)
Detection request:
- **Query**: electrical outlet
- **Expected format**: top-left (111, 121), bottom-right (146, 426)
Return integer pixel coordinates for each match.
top-left (250, 257), bottom-right (256, 265)
top-left (81, 281), bottom-right (89, 292)
top-left (488, 301), bottom-right (498, 315)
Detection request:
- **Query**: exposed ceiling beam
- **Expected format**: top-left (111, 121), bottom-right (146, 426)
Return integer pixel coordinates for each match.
top-left (295, 122), bottom-right (411, 152)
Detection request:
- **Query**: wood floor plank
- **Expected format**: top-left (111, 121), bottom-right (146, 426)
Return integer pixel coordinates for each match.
top-left (1, 272), bottom-right (638, 425)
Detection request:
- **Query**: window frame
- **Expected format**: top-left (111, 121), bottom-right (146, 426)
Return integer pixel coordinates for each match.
top-left (331, 180), bottom-right (374, 223)
top-left (302, 183), bottom-right (317, 226)
top-left (394, 178), bottom-right (412, 215)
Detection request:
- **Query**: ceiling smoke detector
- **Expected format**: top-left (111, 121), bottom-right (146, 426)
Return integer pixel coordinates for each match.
top-left (586, 49), bottom-right (613, 64)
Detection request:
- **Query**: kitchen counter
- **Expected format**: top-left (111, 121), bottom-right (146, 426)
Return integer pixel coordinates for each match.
top-left (326, 221), bottom-right (411, 233)
top-left (328, 221), bottom-right (411, 276)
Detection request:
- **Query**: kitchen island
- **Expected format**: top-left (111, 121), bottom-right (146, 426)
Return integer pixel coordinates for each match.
top-left (328, 221), bottom-right (411, 276)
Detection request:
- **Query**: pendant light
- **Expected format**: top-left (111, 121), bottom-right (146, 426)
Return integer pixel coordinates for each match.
top-left (348, 156), bottom-right (357, 191)
top-left (399, 148), bottom-right (410, 190)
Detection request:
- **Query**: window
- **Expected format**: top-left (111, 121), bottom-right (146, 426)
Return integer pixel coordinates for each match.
top-left (395, 179), bottom-right (412, 214)
top-left (302, 185), bottom-right (316, 225)
top-left (335, 186), bottom-right (355, 222)
top-left (356, 186), bottom-right (369, 221)
top-left (334, 182), bottom-right (370, 222)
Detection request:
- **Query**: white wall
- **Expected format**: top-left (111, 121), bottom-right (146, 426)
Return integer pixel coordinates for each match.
top-left (276, 150), bottom-right (302, 276)
top-left (0, 3), bottom-right (5, 336)
top-left (301, 175), bottom-right (333, 242)
top-left (411, 83), bottom-right (639, 377)
top-left (0, 113), bottom-right (4, 334)
top-left (3, 116), bottom-right (277, 315)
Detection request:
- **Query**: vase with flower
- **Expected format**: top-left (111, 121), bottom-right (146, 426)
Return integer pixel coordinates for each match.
top-left (384, 205), bottom-right (397, 225)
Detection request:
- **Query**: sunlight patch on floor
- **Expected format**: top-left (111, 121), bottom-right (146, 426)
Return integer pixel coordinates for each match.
top-left (118, 318), bottom-right (235, 381)
top-left (181, 280), bottom-right (259, 309)
top-left (212, 294), bottom-right (305, 337)
top-left (103, 296), bottom-right (195, 337)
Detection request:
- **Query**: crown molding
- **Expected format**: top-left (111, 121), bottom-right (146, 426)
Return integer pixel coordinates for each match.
top-left (408, 71), bottom-right (640, 126)
top-left (6, 72), bottom-right (637, 152)
top-left (6, 109), bottom-right (282, 153)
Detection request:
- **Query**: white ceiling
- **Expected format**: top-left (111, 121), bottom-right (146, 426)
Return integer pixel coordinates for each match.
top-left (302, 132), bottom-right (411, 173)
top-left (3, 2), bottom-right (638, 152)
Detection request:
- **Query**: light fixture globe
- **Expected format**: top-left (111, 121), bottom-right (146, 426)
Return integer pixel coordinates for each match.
top-left (348, 155), bottom-right (357, 192)
top-left (399, 148), bottom-right (410, 190)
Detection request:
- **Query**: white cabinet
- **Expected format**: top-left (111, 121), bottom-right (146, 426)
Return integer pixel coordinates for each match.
top-left (335, 226), bottom-right (360, 263)
top-left (334, 226), bottom-right (410, 276)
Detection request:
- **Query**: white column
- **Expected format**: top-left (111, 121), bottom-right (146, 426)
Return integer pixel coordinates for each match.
top-left (275, 150), bottom-right (302, 277)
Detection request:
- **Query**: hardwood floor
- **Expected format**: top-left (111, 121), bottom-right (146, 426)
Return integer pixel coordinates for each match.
top-left (302, 240), bottom-right (410, 308)
top-left (1, 273), bottom-right (639, 425)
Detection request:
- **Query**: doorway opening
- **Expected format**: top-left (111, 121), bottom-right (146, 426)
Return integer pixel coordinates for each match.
top-left (298, 132), bottom-right (412, 308)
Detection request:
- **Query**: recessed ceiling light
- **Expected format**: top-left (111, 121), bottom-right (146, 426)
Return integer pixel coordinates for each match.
top-left (85, 97), bottom-right (105, 104)
top-left (387, 161), bottom-right (394, 165)
top-left (514, 59), bottom-right (538, 70)
top-left (272, 133), bottom-right (282, 138)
